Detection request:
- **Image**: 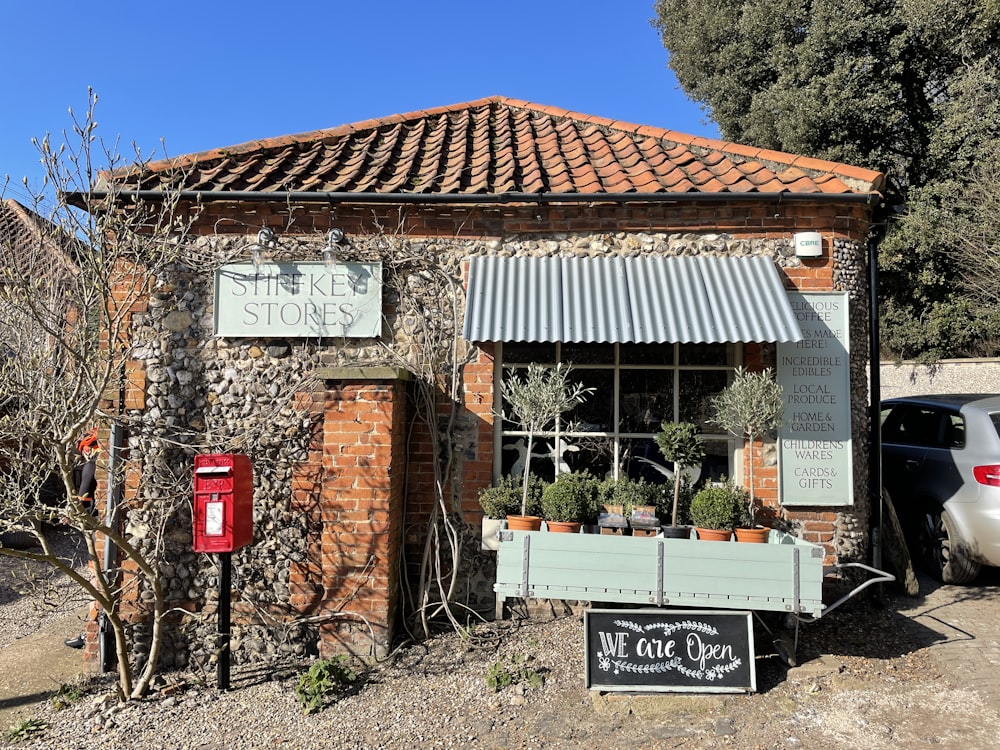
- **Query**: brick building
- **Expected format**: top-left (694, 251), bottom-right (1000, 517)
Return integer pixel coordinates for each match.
top-left (85, 97), bottom-right (884, 666)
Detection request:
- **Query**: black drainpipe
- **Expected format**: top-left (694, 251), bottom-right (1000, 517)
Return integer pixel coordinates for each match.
top-left (65, 189), bottom-right (880, 208)
top-left (868, 233), bottom-right (883, 571)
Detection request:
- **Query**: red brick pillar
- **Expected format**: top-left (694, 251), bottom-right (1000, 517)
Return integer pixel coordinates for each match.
top-left (307, 367), bottom-right (409, 658)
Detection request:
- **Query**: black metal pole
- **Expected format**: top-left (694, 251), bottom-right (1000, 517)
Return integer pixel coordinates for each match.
top-left (218, 551), bottom-right (231, 690)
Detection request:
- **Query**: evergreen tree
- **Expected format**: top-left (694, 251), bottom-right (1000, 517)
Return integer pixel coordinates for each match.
top-left (654, 0), bottom-right (1000, 359)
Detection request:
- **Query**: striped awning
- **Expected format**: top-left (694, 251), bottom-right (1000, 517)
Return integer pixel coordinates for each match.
top-left (462, 255), bottom-right (802, 344)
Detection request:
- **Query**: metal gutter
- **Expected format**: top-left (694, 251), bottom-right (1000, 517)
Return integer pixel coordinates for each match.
top-left (65, 189), bottom-right (880, 208)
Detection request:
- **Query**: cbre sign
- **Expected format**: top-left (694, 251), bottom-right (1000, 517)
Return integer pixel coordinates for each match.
top-left (214, 262), bottom-right (382, 338)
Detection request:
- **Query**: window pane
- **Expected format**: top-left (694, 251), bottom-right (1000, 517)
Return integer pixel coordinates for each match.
top-left (700, 439), bottom-right (733, 486)
top-left (619, 370), bottom-right (674, 433)
top-left (566, 369), bottom-right (614, 432)
top-left (679, 343), bottom-right (732, 366)
top-left (561, 342), bottom-right (614, 365)
top-left (620, 343), bottom-right (674, 365)
top-left (679, 370), bottom-right (728, 431)
top-left (500, 435), bottom-right (556, 484)
top-left (621, 437), bottom-right (672, 484)
top-left (562, 435), bottom-right (612, 479)
top-left (502, 342), bottom-right (556, 364)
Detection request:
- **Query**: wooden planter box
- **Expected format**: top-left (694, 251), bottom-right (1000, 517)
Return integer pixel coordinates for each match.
top-left (494, 529), bottom-right (826, 617)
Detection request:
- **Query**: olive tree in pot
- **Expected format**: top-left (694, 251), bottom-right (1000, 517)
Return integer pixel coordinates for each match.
top-left (499, 363), bottom-right (593, 530)
top-left (653, 422), bottom-right (706, 536)
top-left (709, 367), bottom-right (784, 539)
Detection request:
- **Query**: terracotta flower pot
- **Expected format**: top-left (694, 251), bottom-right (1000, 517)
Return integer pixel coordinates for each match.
top-left (695, 527), bottom-right (733, 542)
top-left (506, 515), bottom-right (543, 531)
top-left (546, 521), bottom-right (582, 533)
top-left (735, 526), bottom-right (770, 543)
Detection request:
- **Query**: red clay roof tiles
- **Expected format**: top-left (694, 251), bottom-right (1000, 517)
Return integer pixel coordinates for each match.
top-left (111, 96), bottom-right (885, 197)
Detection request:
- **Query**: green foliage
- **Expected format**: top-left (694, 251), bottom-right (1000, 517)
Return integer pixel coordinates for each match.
top-left (295, 655), bottom-right (359, 714)
top-left (710, 368), bottom-right (782, 523)
top-left (654, 422), bottom-right (705, 466)
top-left (541, 471), bottom-right (597, 523)
top-left (654, 422), bottom-right (706, 526)
top-left (710, 368), bottom-right (784, 442)
top-left (50, 682), bottom-right (84, 711)
top-left (651, 475), bottom-right (694, 525)
top-left (5, 718), bottom-right (48, 743)
top-left (653, 0), bottom-right (1000, 360)
top-left (597, 474), bottom-right (640, 519)
top-left (478, 475), bottom-right (544, 519)
top-left (689, 481), bottom-right (751, 531)
top-left (596, 474), bottom-right (686, 525)
top-left (485, 653), bottom-right (544, 692)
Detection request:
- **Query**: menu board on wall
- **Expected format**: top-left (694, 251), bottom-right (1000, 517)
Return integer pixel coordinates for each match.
top-left (777, 291), bottom-right (853, 507)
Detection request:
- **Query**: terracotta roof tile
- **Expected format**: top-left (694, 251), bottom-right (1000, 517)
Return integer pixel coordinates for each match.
top-left (112, 96), bottom-right (885, 198)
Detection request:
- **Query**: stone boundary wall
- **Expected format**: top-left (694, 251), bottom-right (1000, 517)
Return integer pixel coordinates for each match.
top-left (879, 359), bottom-right (1000, 399)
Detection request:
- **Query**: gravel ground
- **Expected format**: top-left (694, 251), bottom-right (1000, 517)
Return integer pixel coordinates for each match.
top-left (3, 533), bottom-right (1000, 749)
top-left (0, 529), bottom-right (90, 648)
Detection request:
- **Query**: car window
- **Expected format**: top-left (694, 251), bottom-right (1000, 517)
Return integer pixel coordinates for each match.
top-left (881, 404), bottom-right (945, 447)
top-left (990, 412), bottom-right (1000, 441)
top-left (944, 413), bottom-right (965, 448)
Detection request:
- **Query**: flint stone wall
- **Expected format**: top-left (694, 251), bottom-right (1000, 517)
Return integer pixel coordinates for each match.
top-left (118, 228), bottom-right (871, 670)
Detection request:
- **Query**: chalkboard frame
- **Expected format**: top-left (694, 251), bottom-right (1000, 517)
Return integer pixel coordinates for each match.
top-left (584, 609), bottom-right (756, 693)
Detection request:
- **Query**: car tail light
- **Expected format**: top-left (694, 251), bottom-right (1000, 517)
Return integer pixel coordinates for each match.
top-left (973, 465), bottom-right (1000, 486)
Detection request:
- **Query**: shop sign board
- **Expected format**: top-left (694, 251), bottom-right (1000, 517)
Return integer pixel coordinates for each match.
top-left (778, 291), bottom-right (853, 506)
top-left (214, 262), bottom-right (382, 338)
top-left (585, 609), bottom-right (756, 693)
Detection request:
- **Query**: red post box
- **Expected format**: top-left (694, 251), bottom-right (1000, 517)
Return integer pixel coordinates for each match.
top-left (192, 453), bottom-right (253, 553)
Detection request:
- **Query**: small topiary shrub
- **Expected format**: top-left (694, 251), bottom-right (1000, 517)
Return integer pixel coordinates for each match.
top-left (541, 471), bottom-right (594, 523)
top-left (689, 481), bottom-right (751, 531)
top-left (651, 475), bottom-right (694, 525)
top-left (654, 422), bottom-right (707, 526)
top-left (478, 475), bottom-right (545, 518)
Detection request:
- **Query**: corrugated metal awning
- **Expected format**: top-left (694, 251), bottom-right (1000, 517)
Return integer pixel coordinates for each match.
top-left (462, 255), bottom-right (802, 344)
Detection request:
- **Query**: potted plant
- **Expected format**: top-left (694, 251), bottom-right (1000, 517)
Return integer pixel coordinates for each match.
top-left (653, 422), bottom-right (706, 537)
top-left (478, 475), bottom-right (524, 521)
top-left (688, 480), bottom-right (750, 541)
top-left (478, 475), bottom-right (545, 545)
top-left (499, 363), bottom-right (593, 530)
top-left (709, 367), bottom-right (784, 539)
top-left (652, 475), bottom-right (694, 537)
top-left (541, 471), bottom-right (594, 533)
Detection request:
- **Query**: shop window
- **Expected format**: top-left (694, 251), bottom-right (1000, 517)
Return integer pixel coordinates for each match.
top-left (496, 343), bottom-right (737, 486)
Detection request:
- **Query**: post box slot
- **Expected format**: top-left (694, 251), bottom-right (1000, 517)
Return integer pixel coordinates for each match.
top-left (195, 466), bottom-right (232, 475)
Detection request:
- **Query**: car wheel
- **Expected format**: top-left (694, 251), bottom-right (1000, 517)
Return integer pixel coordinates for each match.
top-left (917, 508), bottom-right (980, 584)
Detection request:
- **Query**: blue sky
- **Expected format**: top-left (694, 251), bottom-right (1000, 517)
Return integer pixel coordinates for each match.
top-left (1, 1), bottom-right (718, 209)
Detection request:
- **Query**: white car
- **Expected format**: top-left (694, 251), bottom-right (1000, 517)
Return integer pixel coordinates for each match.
top-left (881, 394), bottom-right (1000, 583)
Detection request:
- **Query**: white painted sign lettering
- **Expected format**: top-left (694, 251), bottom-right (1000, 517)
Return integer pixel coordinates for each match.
top-left (214, 262), bottom-right (382, 338)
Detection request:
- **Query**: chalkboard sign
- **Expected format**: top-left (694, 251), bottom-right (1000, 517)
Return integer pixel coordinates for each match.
top-left (585, 609), bottom-right (756, 693)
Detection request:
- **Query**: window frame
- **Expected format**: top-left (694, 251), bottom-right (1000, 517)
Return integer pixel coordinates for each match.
top-left (492, 341), bottom-right (743, 484)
